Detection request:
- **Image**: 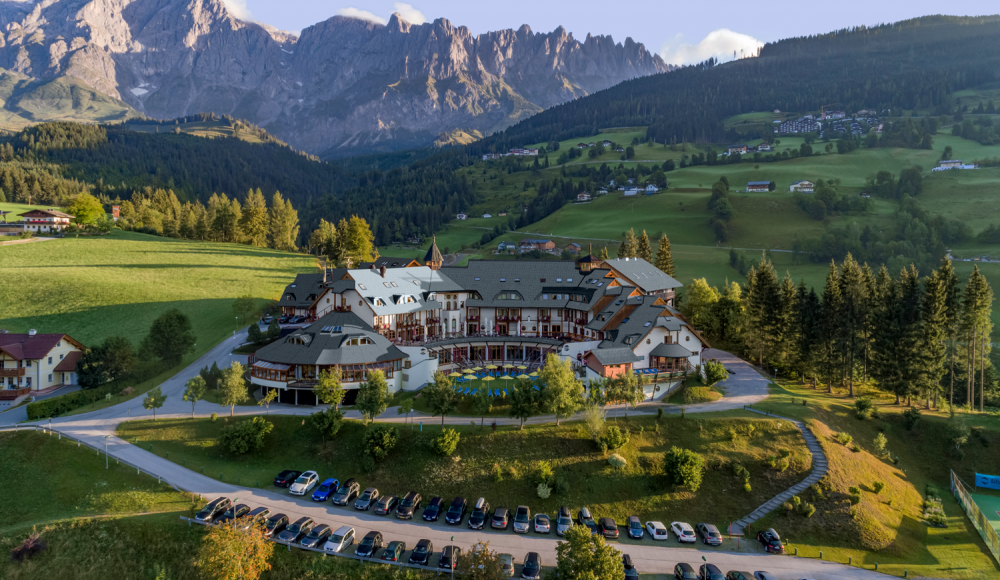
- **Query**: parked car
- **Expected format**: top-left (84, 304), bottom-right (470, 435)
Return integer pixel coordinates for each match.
top-left (279, 315), bottom-right (290, 324)
top-left (556, 506), bottom-right (573, 536)
top-left (674, 563), bottom-right (698, 579)
top-left (500, 553), bottom-right (515, 577)
top-left (646, 521), bottom-right (669, 540)
top-left (445, 497), bottom-right (467, 525)
top-left (534, 513), bottom-right (550, 534)
top-left (312, 478), bottom-right (341, 502)
top-left (468, 497), bottom-right (490, 529)
top-left (381, 541), bottom-right (406, 562)
top-left (215, 503), bottom-right (250, 526)
top-left (522, 552), bottom-right (541, 580)
top-left (699, 563), bottom-right (725, 580)
top-left (513, 505), bottom-right (531, 533)
top-left (439, 545), bottom-right (460, 570)
top-left (623, 554), bottom-right (639, 580)
top-left (725, 572), bottom-right (753, 580)
top-left (671, 521), bottom-right (697, 543)
top-left (261, 315), bottom-right (274, 324)
top-left (423, 496), bottom-right (444, 521)
top-left (273, 470), bottom-right (301, 488)
top-left (237, 507), bottom-right (271, 531)
top-left (492, 507), bottom-right (510, 530)
top-left (752, 572), bottom-right (779, 580)
top-left (756, 529), bottom-right (784, 553)
top-left (627, 515), bottom-right (643, 539)
top-left (696, 523), bottom-right (723, 546)
top-left (323, 526), bottom-right (356, 553)
top-left (300, 524), bottom-right (332, 548)
top-left (599, 517), bottom-right (618, 539)
top-left (195, 497), bottom-right (231, 523)
top-left (396, 491), bottom-right (422, 519)
top-left (409, 539), bottom-right (433, 565)
top-left (356, 531), bottom-right (384, 558)
top-left (263, 513), bottom-right (288, 538)
top-left (289, 470), bottom-right (319, 496)
top-left (277, 517), bottom-right (314, 543)
top-left (374, 495), bottom-right (399, 516)
top-left (331, 478), bottom-right (359, 506)
top-left (578, 507), bottom-right (598, 534)
top-left (355, 487), bottom-right (380, 510)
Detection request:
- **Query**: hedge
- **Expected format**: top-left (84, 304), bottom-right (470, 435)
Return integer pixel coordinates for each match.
top-left (26, 360), bottom-right (168, 420)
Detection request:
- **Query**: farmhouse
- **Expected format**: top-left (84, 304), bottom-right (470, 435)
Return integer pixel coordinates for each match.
top-left (576, 192), bottom-right (592, 202)
top-left (19, 209), bottom-right (74, 233)
top-left (520, 239), bottom-right (556, 251)
top-left (253, 248), bottom-right (703, 404)
top-left (756, 142), bottom-right (772, 152)
top-left (509, 148), bottom-right (538, 156)
top-left (727, 144), bottom-right (748, 155)
top-left (497, 241), bottom-right (517, 252)
top-left (565, 243), bottom-right (582, 254)
top-left (790, 180), bottom-right (815, 193)
top-left (1, 331), bottom-right (86, 397)
top-left (456, 213), bottom-right (467, 220)
top-left (482, 213), bottom-right (492, 218)
top-left (747, 181), bottom-right (771, 192)
top-left (644, 184), bottom-right (660, 194)
top-left (939, 159), bottom-right (963, 169)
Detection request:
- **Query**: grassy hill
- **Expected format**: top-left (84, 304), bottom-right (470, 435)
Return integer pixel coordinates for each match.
top-left (0, 70), bottom-right (138, 132)
top-left (0, 230), bottom-right (315, 352)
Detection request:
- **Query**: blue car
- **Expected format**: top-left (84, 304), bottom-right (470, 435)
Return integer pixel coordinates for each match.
top-left (312, 478), bottom-right (341, 502)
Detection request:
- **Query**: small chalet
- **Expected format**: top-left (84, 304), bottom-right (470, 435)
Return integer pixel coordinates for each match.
top-left (756, 142), bottom-right (772, 152)
top-left (727, 144), bottom-right (748, 155)
top-left (565, 242), bottom-right (582, 254)
top-left (789, 180), bottom-right (815, 193)
top-left (1, 331), bottom-right (86, 396)
top-left (644, 184), bottom-right (659, 194)
top-left (482, 213), bottom-right (492, 218)
top-left (19, 209), bottom-right (74, 233)
top-left (602, 140), bottom-right (612, 147)
top-left (576, 192), bottom-right (592, 202)
top-left (456, 213), bottom-right (468, 220)
top-left (939, 160), bottom-right (963, 169)
top-left (497, 241), bottom-right (517, 252)
top-left (577, 143), bottom-right (588, 149)
top-left (519, 239), bottom-right (556, 251)
top-left (747, 181), bottom-right (770, 192)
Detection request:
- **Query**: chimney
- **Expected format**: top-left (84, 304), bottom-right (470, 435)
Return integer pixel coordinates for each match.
top-left (369, 264), bottom-right (376, 270)
top-left (380, 265), bottom-right (387, 278)
top-left (28, 329), bottom-right (37, 336)
top-left (323, 268), bottom-right (327, 284)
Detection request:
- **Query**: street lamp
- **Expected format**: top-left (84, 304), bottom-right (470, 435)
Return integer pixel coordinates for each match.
top-left (232, 498), bottom-right (239, 528)
top-left (104, 435), bottom-right (110, 469)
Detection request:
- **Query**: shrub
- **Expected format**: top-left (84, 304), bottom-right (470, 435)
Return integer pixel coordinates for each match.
top-left (431, 428), bottom-right (461, 456)
top-left (663, 446), bottom-right (705, 491)
top-left (10, 533), bottom-right (46, 563)
top-left (656, 408), bottom-right (663, 423)
top-left (608, 454), bottom-right (628, 469)
top-left (210, 412), bottom-right (217, 422)
top-left (536, 461), bottom-right (555, 485)
top-left (782, 501), bottom-right (794, 512)
top-left (25, 360), bottom-right (167, 419)
top-left (873, 432), bottom-right (888, 457)
top-left (219, 416), bottom-right (274, 455)
top-left (800, 503), bottom-right (816, 517)
top-left (537, 483), bottom-right (552, 499)
top-left (492, 463), bottom-right (503, 483)
top-left (744, 482), bottom-right (752, 493)
top-left (600, 426), bottom-right (630, 450)
top-left (849, 493), bottom-right (862, 505)
top-left (554, 477), bottom-right (571, 495)
top-left (848, 486), bottom-right (861, 495)
top-left (777, 456), bottom-right (790, 472)
top-left (849, 444), bottom-right (861, 453)
top-left (873, 481), bottom-right (885, 495)
top-left (855, 397), bottom-right (874, 419)
top-left (362, 425), bottom-right (398, 462)
top-left (835, 432), bottom-right (853, 446)
top-left (791, 496), bottom-right (802, 508)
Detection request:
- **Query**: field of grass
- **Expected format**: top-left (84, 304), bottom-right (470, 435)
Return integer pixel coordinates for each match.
top-left (0, 229), bottom-right (315, 350)
top-left (0, 201), bottom-right (48, 219)
top-left (117, 413), bottom-right (813, 527)
top-left (125, 119), bottom-right (268, 144)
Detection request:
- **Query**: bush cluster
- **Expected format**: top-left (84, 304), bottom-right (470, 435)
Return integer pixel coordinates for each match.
top-left (362, 425), bottom-right (398, 462)
top-left (600, 426), bottom-right (630, 450)
top-left (219, 416), bottom-right (274, 455)
top-left (431, 428), bottom-right (461, 456)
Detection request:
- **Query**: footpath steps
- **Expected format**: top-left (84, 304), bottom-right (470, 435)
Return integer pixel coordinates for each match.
top-left (730, 407), bottom-right (829, 533)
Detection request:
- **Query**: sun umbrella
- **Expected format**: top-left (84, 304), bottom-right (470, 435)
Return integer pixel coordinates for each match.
top-left (482, 376), bottom-right (495, 383)
top-left (463, 368), bottom-right (475, 373)
top-left (529, 371), bottom-right (539, 377)
top-left (485, 364), bottom-right (498, 370)
top-left (448, 372), bottom-right (463, 378)
top-left (517, 373), bottom-right (530, 379)
top-left (502, 363), bottom-right (515, 369)
top-left (516, 365), bottom-right (527, 370)
top-left (472, 366), bottom-right (483, 371)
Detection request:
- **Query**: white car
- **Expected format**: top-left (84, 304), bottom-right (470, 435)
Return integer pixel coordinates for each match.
top-left (289, 470), bottom-right (319, 496)
top-left (645, 521), bottom-right (669, 540)
top-left (323, 526), bottom-right (356, 553)
top-left (671, 521), bottom-right (697, 543)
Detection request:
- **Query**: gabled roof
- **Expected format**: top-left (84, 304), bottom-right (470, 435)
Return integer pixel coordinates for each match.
top-left (587, 347), bottom-right (641, 366)
top-left (279, 271), bottom-right (344, 308)
top-left (19, 209), bottom-right (74, 219)
top-left (602, 258), bottom-right (682, 293)
top-left (360, 257), bottom-right (420, 269)
top-left (650, 343), bottom-right (693, 358)
top-left (0, 333), bottom-right (85, 360)
top-left (254, 311), bottom-right (406, 366)
top-left (54, 350), bottom-right (82, 372)
top-left (347, 266), bottom-right (462, 315)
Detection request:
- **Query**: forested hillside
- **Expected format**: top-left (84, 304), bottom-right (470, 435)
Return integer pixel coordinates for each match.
top-left (475, 15), bottom-right (1000, 151)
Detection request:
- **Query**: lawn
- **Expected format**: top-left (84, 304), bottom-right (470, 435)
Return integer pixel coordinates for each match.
top-left (117, 413), bottom-right (813, 528)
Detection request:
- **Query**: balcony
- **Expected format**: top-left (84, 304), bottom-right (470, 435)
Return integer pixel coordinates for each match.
top-left (0, 368), bottom-right (26, 377)
top-left (539, 316), bottom-right (551, 322)
top-left (426, 317), bottom-right (441, 324)
top-left (466, 315), bottom-right (480, 321)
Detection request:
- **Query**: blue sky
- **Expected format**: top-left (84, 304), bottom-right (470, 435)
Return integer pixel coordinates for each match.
top-left (224, 0), bottom-right (999, 65)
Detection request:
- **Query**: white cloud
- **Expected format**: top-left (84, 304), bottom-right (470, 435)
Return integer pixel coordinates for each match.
top-left (660, 28), bottom-right (763, 66)
top-left (392, 3), bottom-right (427, 25)
top-left (220, 0), bottom-right (252, 21)
top-left (335, 7), bottom-right (388, 25)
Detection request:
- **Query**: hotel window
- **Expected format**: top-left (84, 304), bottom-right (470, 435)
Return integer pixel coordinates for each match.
top-left (48, 374), bottom-right (53, 382)
top-left (48, 357), bottom-right (53, 364)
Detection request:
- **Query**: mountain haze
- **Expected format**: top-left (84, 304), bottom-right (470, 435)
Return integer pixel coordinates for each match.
top-left (0, 0), bottom-right (670, 155)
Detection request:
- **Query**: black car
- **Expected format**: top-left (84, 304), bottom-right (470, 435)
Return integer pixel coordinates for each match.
top-left (263, 513), bottom-right (288, 538)
top-left (623, 554), bottom-right (639, 580)
top-left (492, 507), bottom-right (510, 529)
top-left (374, 495), bottom-right (399, 516)
top-left (273, 470), bottom-right (301, 488)
top-left (522, 552), bottom-right (541, 580)
top-left (423, 496), bottom-right (444, 521)
top-left (215, 503), bottom-right (251, 526)
top-left (409, 539), bottom-right (433, 565)
top-left (381, 541), bottom-right (406, 562)
top-left (578, 507), bottom-right (598, 533)
top-left (696, 523), bottom-right (723, 546)
top-left (238, 507), bottom-right (271, 531)
top-left (356, 531), bottom-right (384, 558)
top-left (445, 497), bottom-right (467, 525)
top-left (277, 516), bottom-right (314, 543)
top-left (599, 517), bottom-right (618, 539)
top-left (699, 564), bottom-right (725, 580)
top-left (195, 497), bottom-right (231, 523)
top-left (756, 529), bottom-right (784, 553)
top-left (674, 563), bottom-right (698, 580)
top-left (725, 572), bottom-right (753, 580)
top-left (439, 545), bottom-right (460, 570)
top-left (397, 491), bottom-right (422, 519)
top-left (627, 515), bottom-right (643, 539)
top-left (332, 478), bottom-right (360, 506)
top-left (356, 487), bottom-right (380, 510)
top-left (300, 524), bottom-right (332, 548)
top-left (469, 497), bottom-right (490, 529)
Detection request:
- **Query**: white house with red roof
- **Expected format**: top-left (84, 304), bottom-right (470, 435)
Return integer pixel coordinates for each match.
top-left (0, 330), bottom-right (86, 397)
top-left (19, 209), bottom-right (73, 233)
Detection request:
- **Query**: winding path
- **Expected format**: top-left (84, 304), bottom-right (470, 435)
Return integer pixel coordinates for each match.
top-left (6, 335), bottom-right (868, 579)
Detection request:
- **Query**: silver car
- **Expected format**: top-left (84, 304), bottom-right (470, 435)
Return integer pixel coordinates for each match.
top-left (513, 505), bottom-right (531, 533)
top-left (323, 526), bottom-right (356, 553)
top-left (556, 506), bottom-right (573, 536)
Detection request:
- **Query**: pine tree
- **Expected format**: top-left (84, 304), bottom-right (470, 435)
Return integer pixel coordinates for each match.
top-left (936, 259), bottom-right (961, 407)
top-left (837, 254), bottom-right (869, 397)
top-left (960, 267), bottom-right (986, 410)
top-left (618, 229), bottom-right (637, 258)
top-left (917, 270), bottom-right (949, 408)
top-left (268, 191), bottom-right (300, 251)
top-left (818, 261), bottom-right (842, 391)
top-left (655, 234), bottom-right (675, 276)
top-left (795, 280), bottom-right (821, 380)
top-left (599, 246), bottom-right (610, 260)
top-left (636, 230), bottom-right (652, 262)
top-left (897, 265), bottom-right (924, 405)
top-left (240, 188), bottom-right (269, 247)
top-left (776, 273), bottom-right (799, 367)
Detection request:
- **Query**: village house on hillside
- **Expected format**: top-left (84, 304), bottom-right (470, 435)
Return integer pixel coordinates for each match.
top-left (577, 192), bottom-right (592, 202)
top-left (747, 181), bottom-right (771, 192)
top-left (520, 239), bottom-right (556, 251)
top-left (1, 331), bottom-right (86, 397)
top-left (790, 180), bottom-right (815, 193)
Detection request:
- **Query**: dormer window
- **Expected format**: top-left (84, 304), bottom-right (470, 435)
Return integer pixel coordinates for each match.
top-left (500, 278), bottom-right (506, 282)
top-left (384, 282), bottom-right (391, 288)
top-left (358, 284), bottom-right (367, 290)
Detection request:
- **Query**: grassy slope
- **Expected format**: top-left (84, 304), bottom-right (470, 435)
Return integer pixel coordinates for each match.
top-left (125, 119), bottom-right (268, 144)
top-left (0, 229), bottom-right (315, 349)
top-left (117, 413), bottom-right (812, 528)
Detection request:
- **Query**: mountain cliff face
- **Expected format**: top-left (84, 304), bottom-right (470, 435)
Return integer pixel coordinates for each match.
top-left (0, 0), bottom-right (671, 155)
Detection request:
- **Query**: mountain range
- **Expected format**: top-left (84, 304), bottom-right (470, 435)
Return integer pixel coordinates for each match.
top-left (0, 0), bottom-right (671, 156)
